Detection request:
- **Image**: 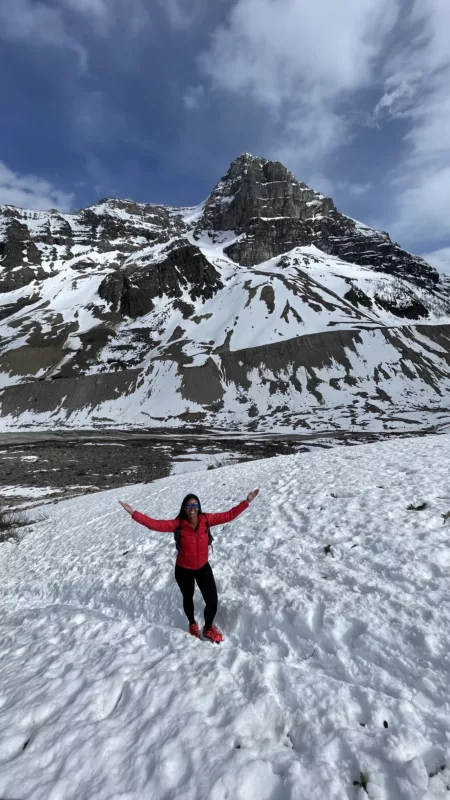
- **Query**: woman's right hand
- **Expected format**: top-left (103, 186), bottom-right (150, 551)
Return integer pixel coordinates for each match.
top-left (119, 500), bottom-right (134, 515)
top-left (247, 488), bottom-right (259, 504)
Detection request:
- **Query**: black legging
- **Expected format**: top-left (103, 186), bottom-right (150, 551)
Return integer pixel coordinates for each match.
top-left (175, 562), bottom-right (218, 630)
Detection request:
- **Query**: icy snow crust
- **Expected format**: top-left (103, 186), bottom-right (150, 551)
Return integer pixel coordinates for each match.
top-left (1, 436), bottom-right (450, 799)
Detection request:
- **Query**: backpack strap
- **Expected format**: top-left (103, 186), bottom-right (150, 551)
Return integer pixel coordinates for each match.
top-left (205, 518), bottom-right (214, 552)
top-left (174, 515), bottom-right (214, 553)
top-left (174, 521), bottom-right (182, 553)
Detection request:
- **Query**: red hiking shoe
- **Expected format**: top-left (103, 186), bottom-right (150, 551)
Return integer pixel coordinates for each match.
top-left (189, 623), bottom-right (201, 639)
top-left (203, 625), bottom-right (223, 644)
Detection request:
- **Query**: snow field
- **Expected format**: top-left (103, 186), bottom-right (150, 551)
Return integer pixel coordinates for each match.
top-left (0, 436), bottom-right (450, 799)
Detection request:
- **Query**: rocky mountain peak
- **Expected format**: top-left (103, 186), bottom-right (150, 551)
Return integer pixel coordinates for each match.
top-left (223, 152), bottom-right (300, 185)
top-left (198, 152), bottom-right (323, 235)
top-left (193, 154), bottom-right (439, 287)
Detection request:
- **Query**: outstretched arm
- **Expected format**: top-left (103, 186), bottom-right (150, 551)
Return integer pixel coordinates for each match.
top-left (205, 489), bottom-right (259, 527)
top-left (119, 501), bottom-right (177, 533)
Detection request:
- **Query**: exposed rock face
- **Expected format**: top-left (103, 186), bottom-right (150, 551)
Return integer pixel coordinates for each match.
top-left (77, 204), bottom-right (174, 249)
top-left (0, 370), bottom-right (142, 418)
top-left (197, 154), bottom-right (439, 287)
top-left (310, 214), bottom-right (438, 286)
top-left (98, 241), bottom-right (223, 318)
top-left (225, 217), bottom-right (312, 267)
top-left (198, 155), bottom-right (322, 231)
top-left (0, 199), bottom-right (187, 293)
top-left (0, 218), bottom-right (47, 292)
top-left (0, 219), bottom-right (42, 268)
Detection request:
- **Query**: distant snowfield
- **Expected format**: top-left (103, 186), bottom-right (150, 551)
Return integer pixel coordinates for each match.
top-left (1, 436), bottom-right (450, 799)
top-left (170, 450), bottom-right (246, 475)
top-left (1, 485), bottom-right (60, 498)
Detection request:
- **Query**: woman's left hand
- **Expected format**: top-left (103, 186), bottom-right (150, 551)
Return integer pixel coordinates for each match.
top-left (247, 489), bottom-right (259, 504)
top-left (119, 500), bottom-right (134, 515)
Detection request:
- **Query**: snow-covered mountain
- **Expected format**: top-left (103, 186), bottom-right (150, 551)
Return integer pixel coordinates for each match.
top-left (0, 153), bottom-right (449, 431)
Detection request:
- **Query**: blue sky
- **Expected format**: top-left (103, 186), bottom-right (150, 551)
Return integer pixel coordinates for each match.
top-left (0, 0), bottom-right (449, 269)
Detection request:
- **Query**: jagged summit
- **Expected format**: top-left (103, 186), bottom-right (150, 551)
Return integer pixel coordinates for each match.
top-left (233, 151), bottom-right (263, 161)
top-left (197, 153), bottom-right (319, 239)
top-left (224, 151), bottom-right (303, 177)
top-left (194, 155), bottom-right (438, 283)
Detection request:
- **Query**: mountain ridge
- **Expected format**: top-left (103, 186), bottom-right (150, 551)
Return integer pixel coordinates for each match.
top-left (0, 153), bottom-right (449, 432)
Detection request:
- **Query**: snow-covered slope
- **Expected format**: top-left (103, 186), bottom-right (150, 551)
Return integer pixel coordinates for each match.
top-left (1, 436), bottom-right (450, 799)
top-left (0, 154), bottom-right (449, 431)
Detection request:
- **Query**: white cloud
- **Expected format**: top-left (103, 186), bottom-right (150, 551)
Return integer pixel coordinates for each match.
top-left (183, 84), bottom-right (205, 111)
top-left (60, 0), bottom-right (151, 36)
top-left (0, 162), bottom-right (74, 212)
top-left (0, 0), bottom-right (87, 68)
top-left (203, 0), bottom-right (397, 105)
top-left (410, 0), bottom-right (450, 72)
top-left (348, 182), bottom-right (372, 197)
top-left (268, 105), bottom-right (349, 174)
top-left (162, 0), bottom-right (206, 29)
top-left (200, 0), bottom-right (400, 166)
top-left (389, 161), bottom-right (450, 246)
top-left (421, 247), bottom-right (450, 276)
top-left (0, 0), bottom-right (151, 65)
top-left (378, 1), bottom-right (450, 245)
top-left (372, 73), bottom-right (423, 123)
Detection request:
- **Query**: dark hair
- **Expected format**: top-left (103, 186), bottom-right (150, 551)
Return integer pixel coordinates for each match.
top-left (177, 494), bottom-right (202, 522)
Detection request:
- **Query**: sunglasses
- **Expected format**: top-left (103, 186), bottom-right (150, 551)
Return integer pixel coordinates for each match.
top-left (185, 503), bottom-right (200, 510)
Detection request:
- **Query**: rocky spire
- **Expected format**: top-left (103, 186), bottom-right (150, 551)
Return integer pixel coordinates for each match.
top-left (196, 153), bottom-right (439, 286)
top-left (197, 153), bottom-right (330, 234)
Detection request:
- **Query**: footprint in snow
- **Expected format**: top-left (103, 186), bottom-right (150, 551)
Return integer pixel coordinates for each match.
top-left (93, 678), bottom-right (130, 720)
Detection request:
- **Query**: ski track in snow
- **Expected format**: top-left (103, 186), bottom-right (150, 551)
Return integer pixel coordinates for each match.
top-left (0, 436), bottom-right (450, 799)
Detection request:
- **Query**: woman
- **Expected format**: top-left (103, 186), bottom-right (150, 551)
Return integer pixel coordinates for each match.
top-left (119, 489), bottom-right (259, 643)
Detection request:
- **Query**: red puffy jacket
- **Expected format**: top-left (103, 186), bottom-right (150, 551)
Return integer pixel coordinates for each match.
top-left (132, 501), bottom-right (249, 570)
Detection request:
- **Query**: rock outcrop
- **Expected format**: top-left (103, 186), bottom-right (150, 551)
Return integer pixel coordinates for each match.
top-left (197, 154), bottom-right (438, 286)
top-left (98, 240), bottom-right (223, 318)
top-left (0, 199), bottom-right (187, 293)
